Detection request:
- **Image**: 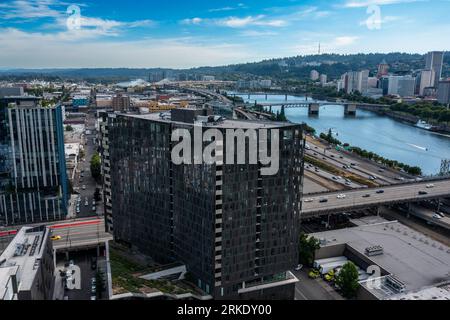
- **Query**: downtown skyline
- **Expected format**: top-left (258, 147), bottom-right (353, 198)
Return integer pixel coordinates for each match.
top-left (0, 0), bottom-right (449, 69)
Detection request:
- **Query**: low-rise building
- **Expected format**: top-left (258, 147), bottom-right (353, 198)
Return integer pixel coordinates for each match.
top-left (0, 226), bottom-right (55, 300)
top-left (311, 218), bottom-right (450, 300)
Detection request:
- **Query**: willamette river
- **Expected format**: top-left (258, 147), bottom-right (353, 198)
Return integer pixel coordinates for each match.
top-left (233, 93), bottom-right (450, 176)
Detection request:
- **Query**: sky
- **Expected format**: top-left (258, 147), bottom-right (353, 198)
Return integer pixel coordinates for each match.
top-left (0, 0), bottom-right (449, 69)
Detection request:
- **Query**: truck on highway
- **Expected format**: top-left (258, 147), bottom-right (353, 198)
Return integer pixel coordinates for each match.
top-left (313, 256), bottom-right (348, 270)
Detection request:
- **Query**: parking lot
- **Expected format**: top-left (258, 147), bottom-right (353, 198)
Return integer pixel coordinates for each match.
top-left (55, 247), bottom-right (108, 300)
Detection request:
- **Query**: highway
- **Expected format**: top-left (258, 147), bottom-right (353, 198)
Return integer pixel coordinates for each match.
top-left (305, 142), bottom-right (410, 185)
top-left (0, 218), bottom-right (112, 251)
top-left (301, 179), bottom-right (450, 217)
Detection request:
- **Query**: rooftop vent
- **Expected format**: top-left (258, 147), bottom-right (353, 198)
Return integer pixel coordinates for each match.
top-left (365, 245), bottom-right (384, 257)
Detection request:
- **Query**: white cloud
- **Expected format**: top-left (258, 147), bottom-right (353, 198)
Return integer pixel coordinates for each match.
top-left (343, 0), bottom-right (424, 8)
top-left (214, 15), bottom-right (287, 28)
top-left (181, 17), bottom-right (203, 25)
top-left (333, 36), bottom-right (359, 46)
top-left (0, 27), bottom-right (258, 68)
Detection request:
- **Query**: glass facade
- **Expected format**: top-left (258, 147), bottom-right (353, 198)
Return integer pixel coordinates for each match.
top-left (109, 112), bottom-right (304, 299)
top-left (0, 98), bottom-right (68, 226)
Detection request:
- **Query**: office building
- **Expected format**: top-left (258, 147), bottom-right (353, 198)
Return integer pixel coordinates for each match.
top-left (344, 71), bottom-right (369, 94)
top-left (397, 76), bottom-right (416, 97)
top-left (0, 96), bottom-right (68, 226)
top-left (377, 59), bottom-right (389, 78)
top-left (437, 80), bottom-right (450, 104)
top-left (98, 111), bottom-right (114, 233)
top-left (310, 70), bottom-right (320, 81)
top-left (425, 51), bottom-right (444, 87)
top-left (419, 70), bottom-right (436, 96)
top-left (112, 94), bottom-right (131, 112)
top-left (0, 226), bottom-right (55, 300)
top-left (379, 77), bottom-right (390, 96)
top-left (108, 108), bottom-right (303, 300)
top-left (0, 87), bottom-right (24, 98)
top-left (202, 76), bottom-right (215, 82)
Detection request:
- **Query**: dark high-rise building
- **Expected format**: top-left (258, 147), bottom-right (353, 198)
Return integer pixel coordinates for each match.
top-left (108, 109), bottom-right (304, 299)
top-left (0, 96), bottom-right (68, 226)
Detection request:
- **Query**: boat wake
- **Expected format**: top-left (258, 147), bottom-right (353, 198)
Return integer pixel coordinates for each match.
top-left (407, 143), bottom-right (428, 151)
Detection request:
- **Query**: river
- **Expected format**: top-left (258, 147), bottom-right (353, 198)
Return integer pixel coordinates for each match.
top-left (233, 93), bottom-right (450, 175)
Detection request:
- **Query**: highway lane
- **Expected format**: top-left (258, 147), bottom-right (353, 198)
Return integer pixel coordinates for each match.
top-left (0, 218), bottom-right (112, 251)
top-left (302, 179), bottom-right (450, 216)
top-left (305, 148), bottom-right (396, 185)
top-left (304, 165), bottom-right (362, 189)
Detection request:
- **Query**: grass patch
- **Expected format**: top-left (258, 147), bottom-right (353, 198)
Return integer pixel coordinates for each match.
top-left (109, 246), bottom-right (192, 296)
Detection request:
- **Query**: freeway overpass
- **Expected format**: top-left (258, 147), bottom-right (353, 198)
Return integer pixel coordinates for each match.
top-left (0, 218), bottom-right (112, 252)
top-left (301, 178), bottom-right (450, 218)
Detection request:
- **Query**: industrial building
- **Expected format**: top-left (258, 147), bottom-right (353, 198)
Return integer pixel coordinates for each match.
top-left (311, 217), bottom-right (450, 300)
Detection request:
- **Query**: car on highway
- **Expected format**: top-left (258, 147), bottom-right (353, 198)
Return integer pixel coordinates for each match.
top-left (313, 153), bottom-right (318, 156)
top-left (337, 194), bottom-right (346, 199)
top-left (432, 214), bottom-right (442, 220)
top-left (332, 176), bottom-right (338, 181)
top-left (304, 199), bottom-right (314, 203)
top-left (378, 169), bottom-right (385, 173)
top-left (319, 198), bottom-right (328, 203)
top-left (362, 194), bottom-right (371, 198)
top-left (419, 191), bottom-right (428, 195)
top-left (369, 176), bottom-right (376, 181)
top-left (51, 235), bottom-right (62, 241)
top-left (376, 190), bottom-right (385, 194)
top-left (426, 184), bottom-right (435, 189)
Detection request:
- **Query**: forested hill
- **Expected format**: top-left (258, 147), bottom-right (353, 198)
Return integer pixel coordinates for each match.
top-left (1, 52), bottom-right (449, 82)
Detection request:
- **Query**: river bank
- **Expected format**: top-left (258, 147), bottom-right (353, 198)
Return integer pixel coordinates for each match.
top-left (358, 106), bottom-right (450, 134)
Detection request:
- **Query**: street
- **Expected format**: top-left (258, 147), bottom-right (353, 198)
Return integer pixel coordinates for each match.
top-left (70, 112), bottom-right (102, 219)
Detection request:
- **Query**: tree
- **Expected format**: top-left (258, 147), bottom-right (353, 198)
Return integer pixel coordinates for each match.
top-left (65, 125), bottom-right (74, 132)
top-left (335, 262), bottom-right (359, 299)
top-left (298, 233), bottom-right (321, 266)
top-left (90, 153), bottom-right (102, 182)
top-left (95, 270), bottom-right (106, 299)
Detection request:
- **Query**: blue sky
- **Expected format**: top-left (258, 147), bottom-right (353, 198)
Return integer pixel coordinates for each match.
top-left (0, 0), bottom-right (449, 68)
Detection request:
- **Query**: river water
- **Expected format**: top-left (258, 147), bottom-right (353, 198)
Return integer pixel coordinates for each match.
top-left (233, 93), bottom-right (450, 175)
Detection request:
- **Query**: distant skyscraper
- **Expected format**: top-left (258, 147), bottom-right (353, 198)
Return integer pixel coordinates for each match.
top-left (108, 109), bottom-right (303, 300)
top-left (0, 96), bottom-right (68, 226)
top-left (320, 74), bottom-right (328, 86)
top-left (112, 94), bottom-right (130, 112)
top-left (377, 59), bottom-right (390, 78)
top-left (419, 69), bottom-right (436, 96)
top-left (343, 70), bottom-right (369, 94)
top-left (397, 76), bottom-right (416, 97)
top-left (425, 51), bottom-right (444, 88)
